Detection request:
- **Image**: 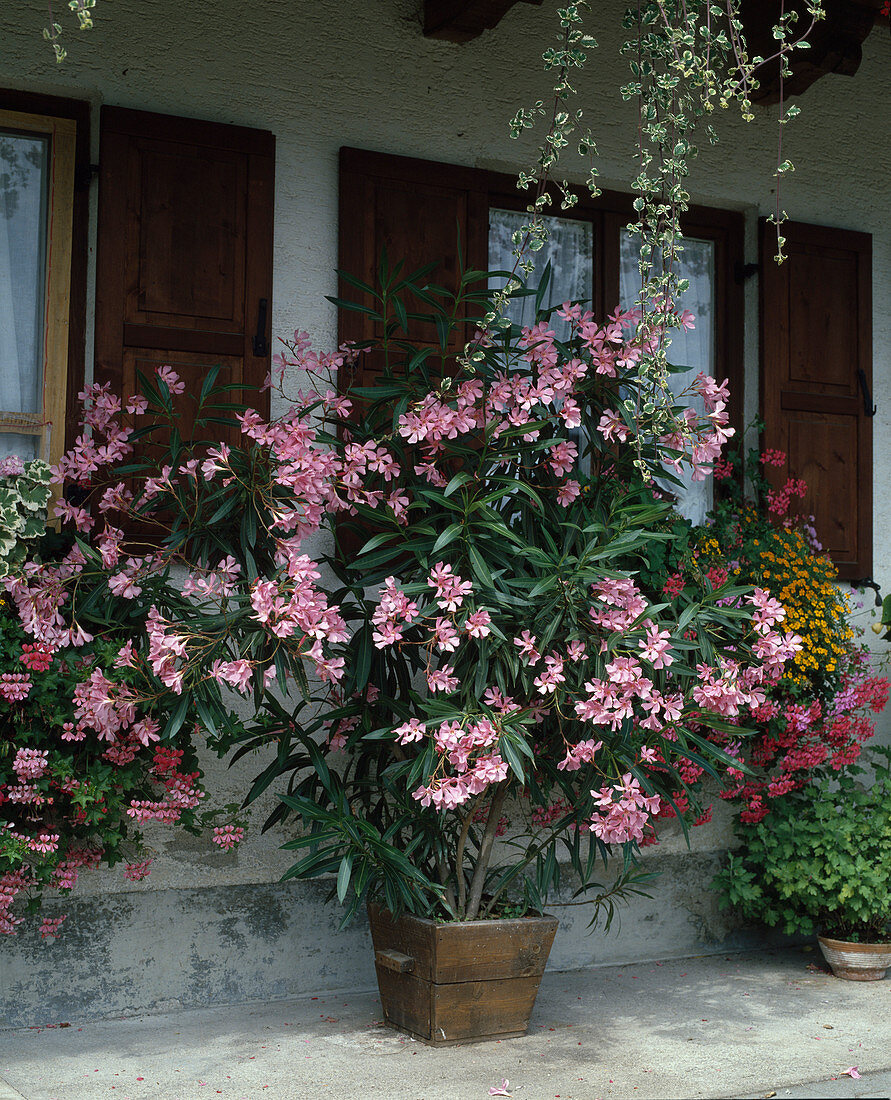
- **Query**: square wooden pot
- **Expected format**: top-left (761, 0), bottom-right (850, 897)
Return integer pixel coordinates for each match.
top-left (368, 903), bottom-right (558, 1045)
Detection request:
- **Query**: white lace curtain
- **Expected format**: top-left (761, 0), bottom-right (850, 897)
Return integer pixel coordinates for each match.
top-left (620, 232), bottom-right (716, 526)
top-left (486, 210), bottom-right (717, 523)
top-left (488, 208), bottom-right (594, 344)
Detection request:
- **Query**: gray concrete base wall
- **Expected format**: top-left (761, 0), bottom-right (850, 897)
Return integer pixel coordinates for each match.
top-left (0, 852), bottom-right (797, 1028)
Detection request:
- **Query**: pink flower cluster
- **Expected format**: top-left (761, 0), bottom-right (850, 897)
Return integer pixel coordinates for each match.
top-left (212, 825), bottom-right (245, 851)
top-left (52, 382), bottom-right (136, 489)
top-left (411, 718), bottom-right (509, 809)
top-left (0, 673), bottom-right (32, 702)
top-left (124, 859), bottom-right (153, 882)
top-left (12, 748), bottom-right (48, 780)
top-left (767, 477), bottom-right (807, 518)
top-left (127, 764), bottom-right (204, 824)
top-left (589, 773), bottom-right (662, 844)
top-left (39, 914), bottom-right (66, 939)
top-left (657, 372), bottom-right (735, 482)
top-left (20, 643), bottom-right (53, 672)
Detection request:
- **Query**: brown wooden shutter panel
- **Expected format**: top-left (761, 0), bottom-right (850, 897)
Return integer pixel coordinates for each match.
top-left (338, 147), bottom-right (488, 389)
top-left (760, 219), bottom-right (872, 580)
top-left (95, 107), bottom-right (274, 447)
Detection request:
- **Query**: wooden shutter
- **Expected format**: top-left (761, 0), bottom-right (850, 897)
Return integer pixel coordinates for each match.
top-left (338, 147), bottom-right (488, 388)
top-left (760, 220), bottom-right (872, 580)
top-left (95, 107), bottom-right (274, 444)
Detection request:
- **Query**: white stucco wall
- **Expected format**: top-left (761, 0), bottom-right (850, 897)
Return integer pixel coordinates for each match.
top-left (3, 0), bottom-right (890, 896)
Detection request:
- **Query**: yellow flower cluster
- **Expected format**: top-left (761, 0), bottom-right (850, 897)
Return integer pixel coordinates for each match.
top-left (751, 527), bottom-right (852, 689)
top-left (700, 514), bottom-right (852, 692)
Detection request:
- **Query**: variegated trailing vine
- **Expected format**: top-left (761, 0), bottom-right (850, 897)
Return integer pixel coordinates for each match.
top-left (508, 1), bottom-right (825, 470)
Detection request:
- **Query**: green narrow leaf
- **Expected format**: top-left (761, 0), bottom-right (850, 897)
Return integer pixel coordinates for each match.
top-left (162, 693), bottom-right (190, 741)
top-left (499, 735), bottom-right (527, 783)
top-left (432, 523), bottom-right (462, 554)
top-left (336, 852), bottom-right (354, 903)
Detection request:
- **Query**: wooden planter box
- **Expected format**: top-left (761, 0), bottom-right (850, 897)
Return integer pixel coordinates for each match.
top-left (368, 903), bottom-right (558, 1045)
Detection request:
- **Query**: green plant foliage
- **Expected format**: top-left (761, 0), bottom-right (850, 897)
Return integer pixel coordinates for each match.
top-left (0, 460), bottom-right (52, 580)
top-left (713, 748), bottom-right (891, 942)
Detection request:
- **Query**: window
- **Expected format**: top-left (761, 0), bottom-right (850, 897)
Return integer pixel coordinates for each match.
top-left (488, 207), bottom-right (595, 342)
top-left (338, 148), bottom-right (744, 519)
top-left (0, 107), bottom-right (76, 468)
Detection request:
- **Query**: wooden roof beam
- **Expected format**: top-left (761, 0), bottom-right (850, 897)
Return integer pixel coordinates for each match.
top-left (741, 0), bottom-right (887, 103)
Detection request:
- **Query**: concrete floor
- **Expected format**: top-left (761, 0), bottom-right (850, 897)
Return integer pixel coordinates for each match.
top-left (0, 946), bottom-right (889, 1100)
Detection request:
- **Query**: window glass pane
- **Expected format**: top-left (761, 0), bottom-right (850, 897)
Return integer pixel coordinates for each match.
top-left (0, 433), bottom-right (38, 460)
top-left (620, 231), bottom-right (716, 525)
top-left (489, 209), bottom-right (594, 342)
top-left (0, 129), bottom-right (49, 460)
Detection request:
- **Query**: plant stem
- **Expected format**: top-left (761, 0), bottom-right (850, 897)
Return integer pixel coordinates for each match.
top-left (464, 781), bottom-right (509, 921)
top-left (455, 795), bottom-right (482, 919)
top-left (482, 812), bottom-right (582, 917)
top-left (435, 855), bottom-right (458, 918)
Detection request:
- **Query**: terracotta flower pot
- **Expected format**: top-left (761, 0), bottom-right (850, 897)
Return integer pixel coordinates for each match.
top-left (367, 902), bottom-right (559, 1045)
top-left (817, 935), bottom-right (891, 981)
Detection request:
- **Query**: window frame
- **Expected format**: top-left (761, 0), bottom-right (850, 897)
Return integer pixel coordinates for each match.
top-left (339, 149), bottom-right (746, 441)
top-left (484, 173), bottom-right (745, 440)
top-left (0, 91), bottom-right (89, 467)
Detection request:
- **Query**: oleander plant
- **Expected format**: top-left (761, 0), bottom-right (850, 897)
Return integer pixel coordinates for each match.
top-left (2, 254), bottom-right (806, 933)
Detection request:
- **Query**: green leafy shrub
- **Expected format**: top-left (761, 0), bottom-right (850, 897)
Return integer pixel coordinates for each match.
top-left (713, 748), bottom-right (891, 942)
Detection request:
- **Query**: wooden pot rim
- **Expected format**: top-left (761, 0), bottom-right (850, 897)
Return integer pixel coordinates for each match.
top-left (369, 903), bottom-right (557, 931)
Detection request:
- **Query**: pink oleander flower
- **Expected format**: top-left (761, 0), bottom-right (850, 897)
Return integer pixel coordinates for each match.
top-left (156, 364), bottom-right (185, 395)
top-left (427, 562), bottom-right (473, 612)
top-left (53, 498), bottom-right (94, 532)
top-left (547, 439), bottom-right (578, 477)
top-left (430, 617), bottom-right (460, 653)
top-left (533, 654), bottom-right (566, 694)
top-left (597, 409), bottom-right (630, 443)
top-left (513, 630), bottom-right (540, 663)
top-left (557, 738), bottom-right (603, 772)
top-left (465, 608), bottom-right (492, 638)
top-left (210, 659), bottom-right (254, 695)
top-left (427, 666), bottom-right (459, 693)
top-left (394, 719), bottom-right (426, 744)
top-left (639, 624), bottom-right (674, 669)
top-left (557, 479), bottom-right (581, 507)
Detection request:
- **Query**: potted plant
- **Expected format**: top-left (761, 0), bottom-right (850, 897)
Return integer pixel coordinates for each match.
top-left (4, 246), bottom-right (802, 1036)
top-left (714, 748), bottom-right (891, 980)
